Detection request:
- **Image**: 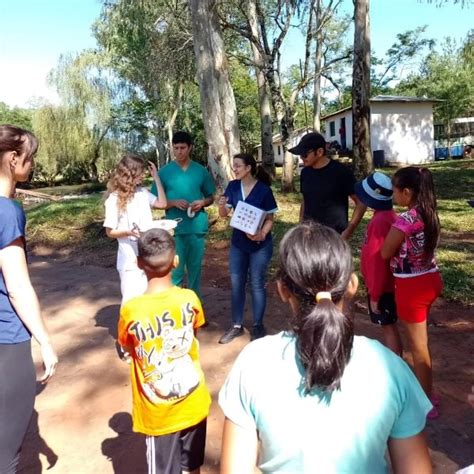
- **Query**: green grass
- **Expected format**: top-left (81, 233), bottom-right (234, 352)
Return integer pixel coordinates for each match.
top-left (24, 159), bottom-right (474, 305)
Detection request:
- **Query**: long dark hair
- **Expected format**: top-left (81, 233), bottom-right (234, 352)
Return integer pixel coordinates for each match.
top-left (0, 124), bottom-right (38, 162)
top-left (234, 153), bottom-right (272, 186)
top-left (278, 223), bottom-right (354, 393)
top-left (392, 166), bottom-right (440, 261)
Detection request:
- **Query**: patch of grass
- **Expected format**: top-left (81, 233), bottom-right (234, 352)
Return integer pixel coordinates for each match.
top-left (25, 182), bottom-right (106, 196)
top-left (24, 159), bottom-right (474, 305)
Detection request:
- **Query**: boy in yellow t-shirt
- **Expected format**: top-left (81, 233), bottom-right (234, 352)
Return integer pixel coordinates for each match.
top-left (118, 228), bottom-right (211, 474)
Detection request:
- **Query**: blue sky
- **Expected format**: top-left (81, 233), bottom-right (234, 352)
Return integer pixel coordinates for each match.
top-left (0, 0), bottom-right (472, 107)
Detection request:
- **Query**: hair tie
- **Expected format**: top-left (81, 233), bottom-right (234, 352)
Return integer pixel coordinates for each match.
top-left (315, 291), bottom-right (332, 303)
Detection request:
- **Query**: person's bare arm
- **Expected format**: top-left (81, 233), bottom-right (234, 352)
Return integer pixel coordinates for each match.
top-left (105, 228), bottom-right (139, 240)
top-left (299, 201), bottom-right (305, 223)
top-left (341, 194), bottom-right (367, 240)
top-left (381, 227), bottom-right (405, 260)
top-left (388, 433), bottom-right (432, 474)
top-left (190, 195), bottom-right (214, 213)
top-left (246, 214), bottom-right (274, 241)
top-left (220, 418), bottom-right (258, 474)
top-left (148, 162), bottom-right (167, 209)
top-left (0, 239), bottom-right (58, 383)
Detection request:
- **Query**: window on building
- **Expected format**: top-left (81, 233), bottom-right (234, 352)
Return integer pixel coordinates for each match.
top-left (330, 121), bottom-right (336, 137)
top-left (277, 145), bottom-right (281, 155)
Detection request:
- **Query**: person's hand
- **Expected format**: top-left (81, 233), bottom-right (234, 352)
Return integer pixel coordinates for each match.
top-left (190, 199), bottom-right (205, 212)
top-left (246, 230), bottom-right (266, 242)
top-left (148, 161), bottom-right (158, 177)
top-left (128, 223), bottom-right (141, 239)
top-left (172, 199), bottom-right (189, 211)
top-left (39, 341), bottom-right (58, 384)
top-left (369, 299), bottom-right (381, 314)
top-left (218, 195), bottom-right (228, 208)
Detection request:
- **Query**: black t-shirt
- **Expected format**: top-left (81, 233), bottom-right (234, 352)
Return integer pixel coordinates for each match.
top-left (300, 159), bottom-right (356, 233)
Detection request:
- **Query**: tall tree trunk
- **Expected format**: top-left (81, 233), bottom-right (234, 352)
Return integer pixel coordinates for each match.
top-left (313, 0), bottom-right (323, 131)
top-left (188, 0), bottom-right (240, 190)
top-left (248, 0), bottom-right (275, 176)
top-left (154, 133), bottom-right (168, 169)
top-left (352, 0), bottom-right (373, 179)
top-left (166, 80), bottom-right (184, 156)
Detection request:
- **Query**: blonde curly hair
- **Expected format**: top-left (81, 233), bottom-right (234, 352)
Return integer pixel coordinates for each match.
top-left (107, 155), bottom-right (145, 213)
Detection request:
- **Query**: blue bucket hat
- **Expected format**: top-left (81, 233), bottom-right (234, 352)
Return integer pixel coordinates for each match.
top-left (354, 172), bottom-right (393, 210)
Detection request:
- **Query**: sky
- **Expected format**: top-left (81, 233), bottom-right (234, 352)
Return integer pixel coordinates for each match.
top-left (0, 0), bottom-right (472, 108)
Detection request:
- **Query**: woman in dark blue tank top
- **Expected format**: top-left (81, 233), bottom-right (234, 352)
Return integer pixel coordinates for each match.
top-left (0, 125), bottom-right (58, 473)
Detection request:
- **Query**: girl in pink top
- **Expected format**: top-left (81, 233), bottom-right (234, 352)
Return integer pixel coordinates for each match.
top-left (382, 166), bottom-right (443, 419)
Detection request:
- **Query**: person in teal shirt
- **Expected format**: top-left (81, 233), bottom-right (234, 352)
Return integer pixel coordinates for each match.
top-left (219, 223), bottom-right (432, 473)
top-left (151, 131), bottom-right (215, 299)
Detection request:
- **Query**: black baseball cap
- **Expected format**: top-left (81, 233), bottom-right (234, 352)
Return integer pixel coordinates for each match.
top-left (288, 132), bottom-right (326, 156)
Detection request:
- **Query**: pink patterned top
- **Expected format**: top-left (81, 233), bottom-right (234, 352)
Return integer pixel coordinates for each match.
top-left (390, 208), bottom-right (438, 277)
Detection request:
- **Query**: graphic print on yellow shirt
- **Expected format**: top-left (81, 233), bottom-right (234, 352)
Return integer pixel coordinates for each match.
top-left (137, 306), bottom-right (199, 402)
top-left (118, 287), bottom-right (211, 436)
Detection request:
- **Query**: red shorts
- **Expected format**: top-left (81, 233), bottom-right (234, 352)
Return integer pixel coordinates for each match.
top-left (394, 272), bottom-right (443, 323)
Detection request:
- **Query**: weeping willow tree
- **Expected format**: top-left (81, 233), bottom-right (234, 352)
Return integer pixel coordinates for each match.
top-left (32, 105), bottom-right (91, 185)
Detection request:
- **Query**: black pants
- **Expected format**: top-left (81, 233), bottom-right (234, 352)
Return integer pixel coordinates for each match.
top-left (0, 340), bottom-right (36, 474)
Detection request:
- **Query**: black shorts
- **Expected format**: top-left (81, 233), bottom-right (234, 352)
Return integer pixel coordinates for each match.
top-left (367, 292), bottom-right (397, 326)
top-left (146, 418), bottom-right (207, 474)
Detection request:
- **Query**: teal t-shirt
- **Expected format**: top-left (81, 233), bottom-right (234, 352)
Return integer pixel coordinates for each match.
top-left (152, 161), bottom-right (216, 235)
top-left (219, 333), bottom-right (432, 473)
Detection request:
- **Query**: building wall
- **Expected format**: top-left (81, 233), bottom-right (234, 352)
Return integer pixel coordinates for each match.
top-left (371, 102), bottom-right (435, 164)
top-left (324, 111), bottom-right (353, 149)
top-left (322, 102), bottom-right (435, 164)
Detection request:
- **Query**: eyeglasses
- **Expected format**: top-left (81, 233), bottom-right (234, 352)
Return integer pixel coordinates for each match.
top-left (301, 150), bottom-right (313, 158)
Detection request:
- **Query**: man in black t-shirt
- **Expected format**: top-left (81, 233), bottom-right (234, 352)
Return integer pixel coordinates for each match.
top-left (289, 132), bottom-right (366, 239)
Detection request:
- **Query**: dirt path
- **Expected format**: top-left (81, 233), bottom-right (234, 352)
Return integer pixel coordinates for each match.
top-left (18, 250), bottom-right (473, 473)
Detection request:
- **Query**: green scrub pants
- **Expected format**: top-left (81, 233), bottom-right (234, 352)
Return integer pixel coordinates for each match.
top-left (172, 233), bottom-right (206, 299)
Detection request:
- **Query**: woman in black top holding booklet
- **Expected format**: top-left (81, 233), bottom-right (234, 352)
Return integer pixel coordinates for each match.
top-left (217, 154), bottom-right (278, 344)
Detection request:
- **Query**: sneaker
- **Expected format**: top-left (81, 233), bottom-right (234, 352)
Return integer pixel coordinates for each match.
top-left (219, 326), bottom-right (244, 344)
top-left (427, 406), bottom-right (440, 420)
top-left (250, 325), bottom-right (266, 341)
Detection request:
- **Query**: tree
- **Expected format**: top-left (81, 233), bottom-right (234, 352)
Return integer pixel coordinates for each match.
top-left (0, 102), bottom-right (33, 130)
top-left (94, 0), bottom-right (195, 166)
top-left (312, 0), bottom-right (352, 131)
top-left (49, 51), bottom-right (117, 181)
top-left (397, 33), bottom-right (474, 156)
top-left (371, 26), bottom-right (434, 94)
top-left (352, 0), bottom-right (372, 179)
top-left (187, 0), bottom-right (241, 190)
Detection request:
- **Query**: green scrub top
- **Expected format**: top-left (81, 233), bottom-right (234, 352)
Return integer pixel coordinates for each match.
top-left (152, 160), bottom-right (216, 235)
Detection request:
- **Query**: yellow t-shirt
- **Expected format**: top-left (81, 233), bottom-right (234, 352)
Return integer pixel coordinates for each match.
top-left (118, 286), bottom-right (211, 436)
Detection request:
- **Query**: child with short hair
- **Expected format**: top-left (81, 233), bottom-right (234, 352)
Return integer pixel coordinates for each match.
top-left (355, 172), bottom-right (402, 354)
top-left (118, 228), bottom-right (211, 474)
top-left (382, 166), bottom-right (443, 419)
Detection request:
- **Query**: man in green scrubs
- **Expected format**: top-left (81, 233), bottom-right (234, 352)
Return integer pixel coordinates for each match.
top-left (151, 131), bottom-right (216, 299)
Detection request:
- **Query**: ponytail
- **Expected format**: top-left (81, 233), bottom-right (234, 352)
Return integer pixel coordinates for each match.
top-left (234, 153), bottom-right (272, 186)
top-left (418, 168), bottom-right (440, 260)
top-left (393, 166), bottom-right (440, 261)
top-left (295, 297), bottom-right (353, 392)
top-left (278, 223), bottom-right (354, 393)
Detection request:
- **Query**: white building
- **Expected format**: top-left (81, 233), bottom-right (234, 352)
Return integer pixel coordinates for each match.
top-left (256, 127), bottom-right (312, 165)
top-left (321, 95), bottom-right (442, 165)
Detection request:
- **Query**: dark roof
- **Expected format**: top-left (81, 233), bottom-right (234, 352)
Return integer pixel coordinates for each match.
top-left (321, 95), bottom-right (443, 121)
top-left (371, 95), bottom-right (443, 103)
